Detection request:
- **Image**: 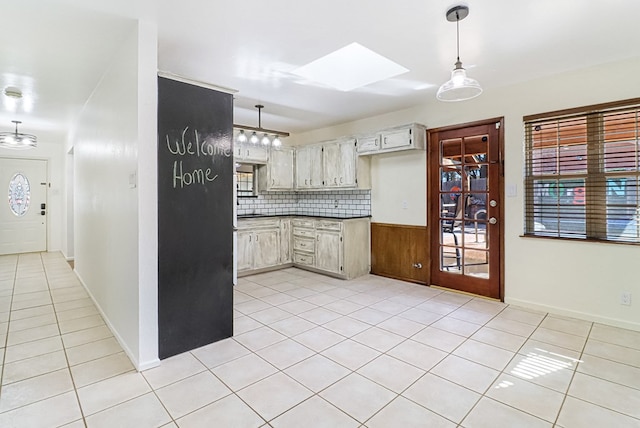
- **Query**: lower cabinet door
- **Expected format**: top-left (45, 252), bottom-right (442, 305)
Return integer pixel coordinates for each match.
top-left (315, 231), bottom-right (342, 274)
top-left (237, 230), bottom-right (254, 271)
top-left (254, 229), bottom-right (281, 268)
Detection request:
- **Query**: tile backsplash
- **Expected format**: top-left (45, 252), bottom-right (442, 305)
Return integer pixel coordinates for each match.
top-left (237, 190), bottom-right (371, 217)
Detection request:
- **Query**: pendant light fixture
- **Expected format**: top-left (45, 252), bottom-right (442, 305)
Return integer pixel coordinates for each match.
top-left (0, 120), bottom-right (37, 150)
top-left (234, 104), bottom-right (289, 147)
top-left (436, 5), bottom-right (483, 102)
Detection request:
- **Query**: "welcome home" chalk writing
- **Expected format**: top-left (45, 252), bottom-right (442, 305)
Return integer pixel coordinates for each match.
top-left (165, 126), bottom-right (231, 189)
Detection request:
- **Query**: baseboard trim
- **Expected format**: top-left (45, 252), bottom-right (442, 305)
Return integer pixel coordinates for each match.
top-left (74, 269), bottom-right (158, 371)
top-left (505, 297), bottom-right (640, 332)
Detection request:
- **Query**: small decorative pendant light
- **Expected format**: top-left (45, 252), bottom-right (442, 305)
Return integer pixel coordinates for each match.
top-left (436, 5), bottom-right (483, 102)
top-left (234, 104), bottom-right (290, 146)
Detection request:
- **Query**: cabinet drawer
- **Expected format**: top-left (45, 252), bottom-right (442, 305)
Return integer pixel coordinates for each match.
top-left (293, 227), bottom-right (315, 238)
top-left (294, 252), bottom-right (314, 266)
top-left (238, 218), bottom-right (280, 230)
top-left (293, 237), bottom-right (315, 252)
top-left (292, 219), bottom-right (315, 228)
top-left (316, 220), bottom-right (341, 231)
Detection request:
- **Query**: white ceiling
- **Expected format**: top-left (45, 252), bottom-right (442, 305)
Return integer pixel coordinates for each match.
top-left (2, 0), bottom-right (640, 142)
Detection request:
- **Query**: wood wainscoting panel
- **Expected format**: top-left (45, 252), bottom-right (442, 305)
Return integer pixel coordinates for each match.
top-left (370, 223), bottom-right (429, 284)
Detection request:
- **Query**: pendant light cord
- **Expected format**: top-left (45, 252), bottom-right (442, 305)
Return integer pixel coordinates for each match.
top-left (256, 104), bottom-right (263, 128)
top-left (456, 11), bottom-right (460, 63)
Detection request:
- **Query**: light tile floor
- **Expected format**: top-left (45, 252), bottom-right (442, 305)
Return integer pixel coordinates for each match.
top-left (1, 252), bottom-right (639, 427)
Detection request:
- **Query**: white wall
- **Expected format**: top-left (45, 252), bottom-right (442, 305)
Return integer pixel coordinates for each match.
top-left (63, 147), bottom-right (74, 260)
top-left (0, 140), bottom-right (65, 252)
top-left (136, 20), bottom-right (159, 370)
top-left (73, 21), bottom-right (158, 369)
top-left (294, 57), bottom-right (640, 331)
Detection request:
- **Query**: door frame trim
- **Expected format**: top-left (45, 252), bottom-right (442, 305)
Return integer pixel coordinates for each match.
top-left (426, 117), bottom-right (505, 301)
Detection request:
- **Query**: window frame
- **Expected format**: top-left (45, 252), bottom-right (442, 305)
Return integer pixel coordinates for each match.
top-left (523, 98), bottom-right (640, 244)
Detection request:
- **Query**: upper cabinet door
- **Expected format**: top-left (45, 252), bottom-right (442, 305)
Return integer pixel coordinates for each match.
top-left (295, 146), bottom-right (312, 189)
top-left (338, 139), bottom-right (357, 187)
top-left (235, 142), bottom-right (268, 164)
top-left (356, 134), bottom-right (380, 154)
top-left (309, 145), bottom-right (324, 189)
top-left (268, 147), bottom-right (294, 189)
top-left (322, 143), bottom-right (341, 187)
top-left (381, 127), bottom-right (413, 150)
top-left (323, 139), bottom-right (357, 188)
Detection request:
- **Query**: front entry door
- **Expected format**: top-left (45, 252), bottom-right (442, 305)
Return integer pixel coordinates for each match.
top-left (429, 120), bottom-right (503, 299)
top-left (0, 158), bottom-right (48, 255)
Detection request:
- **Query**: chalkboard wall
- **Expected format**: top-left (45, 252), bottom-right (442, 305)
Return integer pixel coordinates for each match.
top-left (157, 76), bottom-right (233, 359)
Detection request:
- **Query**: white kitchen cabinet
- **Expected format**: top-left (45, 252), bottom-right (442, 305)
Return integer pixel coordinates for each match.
top-left (356, 134), bottom-right (380, 153)
top-left (236, 230), bottom-right (254, 272)
top-left (237, 218), bottom-right (281, 273)
top-left (234, 142), bottom-right (268, 164)
top-left (253, 228), bottom-right (280, 268)
top-left (238, 216), bottom-right (370, 279)
top-left (315, 221), bottom-right (342, 274)
top-left (280, 218), bottom-right (292, 264)
top-left (293, 217), bottom-right (369, 279)
top-left (258, 146), bottom-right (295, 191)
top-left (357, 123), bottom-right (426, 156)
top-left (296, 138), bottom-right (367, 190)
top-left (323, 139), bottom-right (357, 188)
top-left (295, 145), bottom-right (323, 189)
top-left (292, 218), bottom-right (315, 267)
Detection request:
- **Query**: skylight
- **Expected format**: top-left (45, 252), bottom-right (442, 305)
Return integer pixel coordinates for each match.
top-left (292, 42), bottom-right (409, 92)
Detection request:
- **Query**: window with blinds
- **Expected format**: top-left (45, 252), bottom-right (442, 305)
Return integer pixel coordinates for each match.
top-left (523, 99), bottom-right (640, 243)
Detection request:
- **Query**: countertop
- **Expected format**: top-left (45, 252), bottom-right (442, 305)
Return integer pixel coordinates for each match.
top-left (237, 214), bottom-right (371, 220)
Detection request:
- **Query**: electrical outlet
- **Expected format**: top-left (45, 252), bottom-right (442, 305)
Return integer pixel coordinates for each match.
top-left (402, 200), bottom-right (408, 209)
top-left (621, 291), bottom-right (632, 306)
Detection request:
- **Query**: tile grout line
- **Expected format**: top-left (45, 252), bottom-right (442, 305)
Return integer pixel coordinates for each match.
top-left (0, 255), bottom-right (19, 390)
top-left (456, 311), bottom-right (552, 426)
top-left (40, 253), bottom-right (88, 427)
top-left (551, 320), bottom-right (593, 426)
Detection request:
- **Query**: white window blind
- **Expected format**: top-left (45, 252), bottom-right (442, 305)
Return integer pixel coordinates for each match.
top-left (523, 99), bottom-right (640, 243)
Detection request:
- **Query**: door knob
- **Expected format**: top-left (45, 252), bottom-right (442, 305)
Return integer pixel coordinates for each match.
top-left (489, 217), bottom-right (497, 225)
top-left (489, 200), bottom-right (497, 207)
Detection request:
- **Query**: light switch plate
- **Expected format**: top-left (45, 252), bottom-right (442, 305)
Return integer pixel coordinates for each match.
top-left (506, 183), bottom-right (517, 197)
top-left (129, 172), bottom-right (137, 189)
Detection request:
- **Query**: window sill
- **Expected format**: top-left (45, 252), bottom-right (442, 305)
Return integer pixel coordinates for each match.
top-left (519, 233), bottom-right (640, 246)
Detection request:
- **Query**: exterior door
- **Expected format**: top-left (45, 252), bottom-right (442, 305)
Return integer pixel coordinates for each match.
top-left (429, 120), bottom-right (503, 299)
top-left (0, 158), bottom-right (47, 255)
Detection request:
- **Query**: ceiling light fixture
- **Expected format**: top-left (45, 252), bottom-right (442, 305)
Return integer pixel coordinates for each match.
top-left (0, 120), bottom-right (37, 150)
top-left (4, 87), bottom-right (23, 99)
top-left (234, 104), bottom-right (289, 147)
top-left (436, 5), bottom-right (483, 102)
